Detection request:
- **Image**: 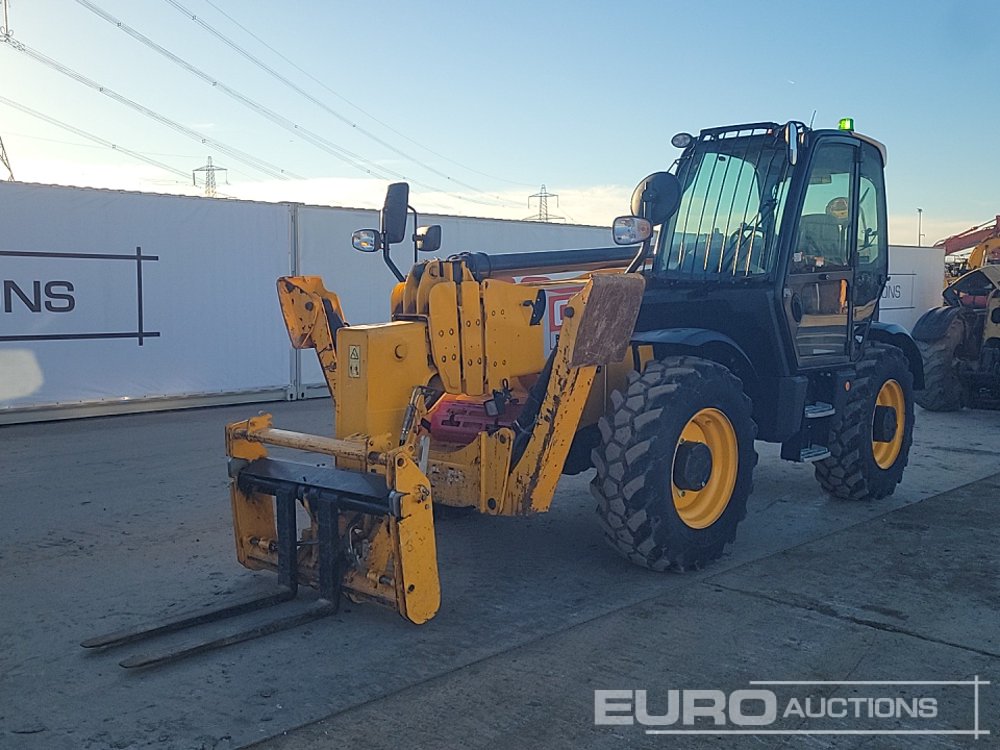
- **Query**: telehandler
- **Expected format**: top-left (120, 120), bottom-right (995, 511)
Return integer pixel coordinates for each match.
top-left (85, 120), bottom-right (922, 667)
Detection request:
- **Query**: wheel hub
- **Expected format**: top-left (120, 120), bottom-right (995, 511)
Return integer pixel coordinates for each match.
top-left (872, 405), bottom-right (897, 442)
top-left (672, 440), bottom-right (713, 491)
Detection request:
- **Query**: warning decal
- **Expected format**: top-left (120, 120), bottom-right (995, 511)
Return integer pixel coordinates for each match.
top-left (348, 344), bottom-right (361, 378)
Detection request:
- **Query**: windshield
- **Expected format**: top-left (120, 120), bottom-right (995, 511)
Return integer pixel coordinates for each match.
top-left (654, 131), bottom-right (791, 280)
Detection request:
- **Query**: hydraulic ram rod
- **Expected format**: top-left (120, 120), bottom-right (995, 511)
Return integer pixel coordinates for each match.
top-left (229, 426), bottom-right (385, 465)
top-left (455, 246), bottom-right (638, 279)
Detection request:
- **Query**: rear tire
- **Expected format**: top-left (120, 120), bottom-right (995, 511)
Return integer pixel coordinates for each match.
top-left (591, 356), bottom-right (757, 571)
top-left (915, 316), bottom-right (965, 412)
top-left (815, 344), bottom-right (914, 501)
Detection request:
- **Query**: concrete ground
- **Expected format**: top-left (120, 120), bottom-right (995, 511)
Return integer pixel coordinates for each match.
top-left (1, 400), bottom-right (997, 750)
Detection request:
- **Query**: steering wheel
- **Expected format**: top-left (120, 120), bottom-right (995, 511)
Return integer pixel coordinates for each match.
top-left (721, 223), bottom-right (766, 275)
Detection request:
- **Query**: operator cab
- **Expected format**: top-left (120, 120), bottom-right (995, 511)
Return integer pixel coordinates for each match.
top-left (630, 121), bottom-right (889, 373)
top-left (944, 264), bottom-right (1000, 309)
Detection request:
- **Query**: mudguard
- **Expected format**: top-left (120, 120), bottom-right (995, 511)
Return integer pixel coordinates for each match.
top-left (911, 306), bottom-right (961, 342)
top-left (630, 327), bottom-right (757, 388)
top-left (870, 320), bottom-right (925, 389)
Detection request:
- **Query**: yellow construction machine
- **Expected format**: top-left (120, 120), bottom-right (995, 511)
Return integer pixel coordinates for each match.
top-left (913, 217), bottom-right (1000, 410)
top-left (85, 120), bottom-right (924, 667)
top-left (914, 264), bottom-right (1000, 410)
top-left (228, 238), bottom-right (646, 626)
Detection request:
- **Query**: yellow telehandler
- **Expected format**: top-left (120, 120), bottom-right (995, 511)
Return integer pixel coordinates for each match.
top-left (84, 120), bottom-right (923, 667)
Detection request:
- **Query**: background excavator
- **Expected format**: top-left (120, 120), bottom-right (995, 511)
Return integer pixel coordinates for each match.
top-left (84, 119), bottom-right (922, 668)
top-left (938, 216), bottom-right (1000, 280)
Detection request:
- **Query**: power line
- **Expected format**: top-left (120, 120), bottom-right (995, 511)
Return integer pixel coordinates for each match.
top-left (77, 0), bottom-right (516, 205)
top-left (0, 94), bottom-right (193, 181)
top-left (78, 0), bottom-right (516, 207)
top-left (3, 130), bottom-right (201, 160)
top-left (0, 33), bottom-right (301, 181)
top-left (6, 128), bottom-right (275, 183)
top-left (194, 0), bottom-right (534, 189)
top-left (6, 130), bottom-right (120, 150)
top-left (79, 0), bottom-right (516, 207)
top-left (74, 0), bottom-right (390, 182)
top-left (160, 0), bottom-right (504, 197)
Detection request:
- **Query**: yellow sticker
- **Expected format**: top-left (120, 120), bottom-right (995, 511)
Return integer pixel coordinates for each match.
top-left (348, 344), bottom-right (361, 378)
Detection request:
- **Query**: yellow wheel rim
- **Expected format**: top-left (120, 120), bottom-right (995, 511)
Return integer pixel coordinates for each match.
top-left (671, 407), bottom-right (738, 529)
top-left (872, 379), bottom-right (905, 470)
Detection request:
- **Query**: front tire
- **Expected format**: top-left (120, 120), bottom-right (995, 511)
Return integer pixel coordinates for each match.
top-left (815, 344), bottom-right (914, 501)
top-left (591, 357), bottom-right (757, 571)
top-left (915, 316), bottom-right (965, 412)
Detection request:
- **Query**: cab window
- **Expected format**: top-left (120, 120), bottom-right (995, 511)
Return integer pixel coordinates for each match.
top-left (792, 143), bottom-right (854, 273)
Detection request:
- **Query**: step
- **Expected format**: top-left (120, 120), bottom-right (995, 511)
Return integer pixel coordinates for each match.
top-left (804, 401), bottom-right (835, 419)
top-left (800, 445), bottom-right (831, 462)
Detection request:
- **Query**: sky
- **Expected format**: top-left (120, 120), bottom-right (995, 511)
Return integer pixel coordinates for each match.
top-left (1, 0), bottom-right (996, 246)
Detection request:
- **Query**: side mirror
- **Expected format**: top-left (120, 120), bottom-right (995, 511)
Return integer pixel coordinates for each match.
top-left (352, 228), bottom-right (381, 253)
top-left (381, 182), bottom-right (410, 245)
top-left (612, 216), bottom-right (652, 245)
top-left (415, 225), bottom-right (442, 254)
top-left (629, 172), bottom-right (682, 227)
top-left (785, 122), bottom-right (799, 166)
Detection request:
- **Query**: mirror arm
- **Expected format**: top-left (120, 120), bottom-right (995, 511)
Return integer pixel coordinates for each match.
top-left (626, 195), bottom-right (653, 273)
top-left (378, 208), bottom-right (405, 281)
top-left (382, 244), bottom-right (405, 282)
top-left (409, 204), bottom-right (419, 264)
top-left (626, 237), bottom-right (652, 274)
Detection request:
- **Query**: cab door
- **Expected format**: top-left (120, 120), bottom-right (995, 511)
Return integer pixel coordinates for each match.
top-left (784, 139), bottom-right (857, 367)
top-left (852, 141), bottom-right (889, 332)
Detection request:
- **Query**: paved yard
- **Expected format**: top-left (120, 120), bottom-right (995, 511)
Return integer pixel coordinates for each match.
top-left (1, 400), bottom-right (997, 749)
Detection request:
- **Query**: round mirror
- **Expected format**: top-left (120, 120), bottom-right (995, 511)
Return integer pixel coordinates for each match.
top-left (629, 172), bottom-right (682, 227)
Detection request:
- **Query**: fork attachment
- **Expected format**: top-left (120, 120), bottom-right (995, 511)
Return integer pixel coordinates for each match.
top-left (81, 429), bottom-right (439, 668)
top-left (226, 417), bottom-right (440, 625)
